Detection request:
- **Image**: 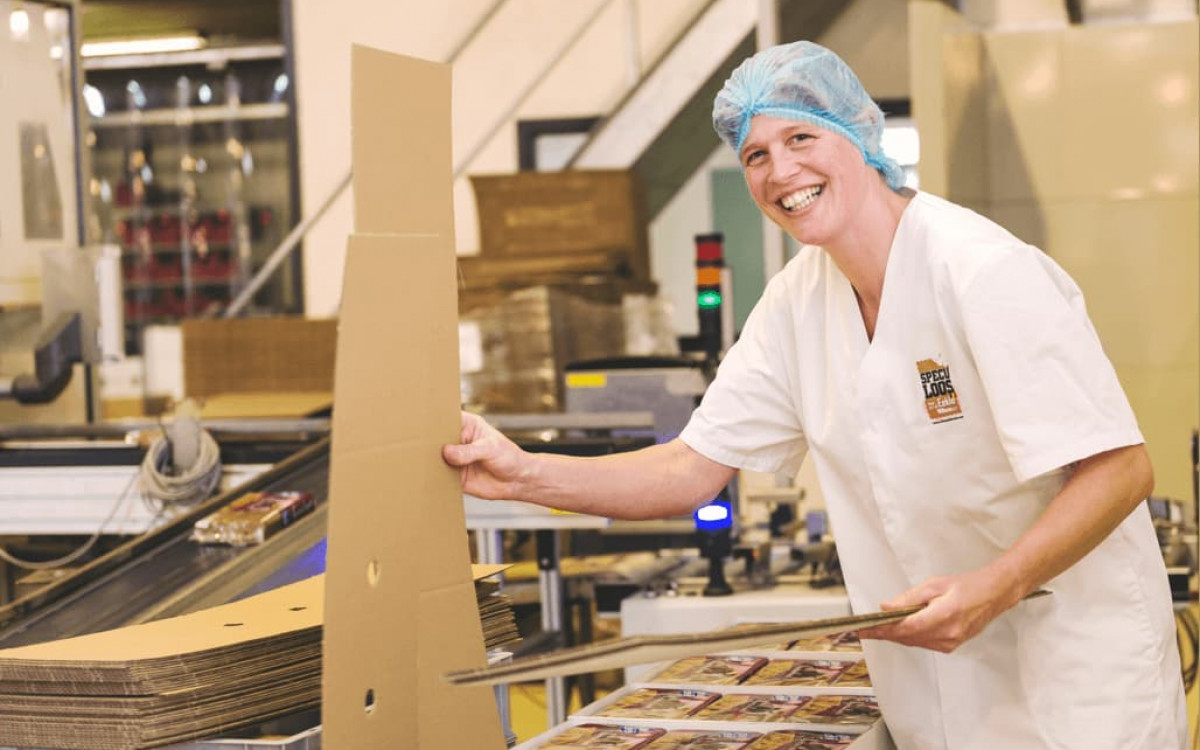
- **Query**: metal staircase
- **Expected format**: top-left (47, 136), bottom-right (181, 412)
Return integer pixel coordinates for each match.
top-left (569, 0), bottom-right (852, 220)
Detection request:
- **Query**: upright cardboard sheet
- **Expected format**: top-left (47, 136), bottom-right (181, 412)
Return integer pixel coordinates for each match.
top-left (350, 46), bottom-right (453, 236)
top-left (323, 46), bottom-right (503, 749)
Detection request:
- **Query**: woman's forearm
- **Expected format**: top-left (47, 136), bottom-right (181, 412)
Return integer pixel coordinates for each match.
top-left (516, 439), bottom-right (737, 521)
top-left (986, 444), bottom-right (1154, 605)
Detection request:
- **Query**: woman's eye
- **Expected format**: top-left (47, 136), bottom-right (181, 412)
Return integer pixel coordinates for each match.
top-left (744, 150), bottom-right (766, 166)
top-left (788, 133), bottom-right (811, 145)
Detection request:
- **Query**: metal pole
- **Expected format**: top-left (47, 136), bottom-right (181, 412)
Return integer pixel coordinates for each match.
top-left (444, 0), bottom-right (511, 64)
top-left (475, 529), bottom-right (504, 564)
top-left (224, 171), bottom-right (351, 317)
top-left (537, 529), bottom-right (567, 725)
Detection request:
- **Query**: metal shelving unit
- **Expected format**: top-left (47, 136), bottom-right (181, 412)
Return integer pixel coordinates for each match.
top-left (83, 46), bottom-right (301, 354)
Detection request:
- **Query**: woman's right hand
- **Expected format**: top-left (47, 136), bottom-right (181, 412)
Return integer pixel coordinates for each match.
top-left (441, 412), bottom-right (531, 501)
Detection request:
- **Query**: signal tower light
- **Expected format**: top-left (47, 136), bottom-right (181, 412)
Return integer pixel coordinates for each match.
top-left (694, 233), bottom-right (724, 362)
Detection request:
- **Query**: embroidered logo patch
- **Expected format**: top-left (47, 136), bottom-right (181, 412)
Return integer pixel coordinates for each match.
top-left (917, 358), bottom-right (963, 423)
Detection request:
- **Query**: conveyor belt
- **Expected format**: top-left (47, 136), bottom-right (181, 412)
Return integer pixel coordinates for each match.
top-left (0, 430), bottom-right (654, 650)
top-left (0, 438), bottom-right (332, 648)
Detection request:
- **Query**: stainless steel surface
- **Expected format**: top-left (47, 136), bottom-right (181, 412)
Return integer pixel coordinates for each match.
top-left (475, 528), bottom-right (504, 565)
top-left (82, 43), bottom-right (286, 71)
top-left (565, 369), bottom-right (705, 441)
top-left (91, 102), bottom-right (288, 128)
top-left (538, 530), bottom-right (567, 726)
top-left (0, 417), bottom-right (330, 440)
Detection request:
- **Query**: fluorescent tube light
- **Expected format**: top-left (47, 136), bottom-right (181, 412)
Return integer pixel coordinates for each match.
top-left (82, 34), bottom-right (206, 58)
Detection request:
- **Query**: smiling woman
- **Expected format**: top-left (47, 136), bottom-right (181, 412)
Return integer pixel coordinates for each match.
top-left (444, 39), bottom-right (1188, 750)
top-left (712, 42), bottom-right (911, 327)
top-left (736, 116), bottom-right (907, 264)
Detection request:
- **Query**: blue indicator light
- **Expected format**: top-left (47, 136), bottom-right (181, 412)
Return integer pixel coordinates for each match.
top-left (694, 500), bottom-right (732, 531)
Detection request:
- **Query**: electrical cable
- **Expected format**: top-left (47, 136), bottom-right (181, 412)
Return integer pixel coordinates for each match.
top-left (0, 470), bottom-right (140, 571)
top-left (0, 425), bottom-right (222, 572)
top-left (139, 427), bottom-right (222, 515)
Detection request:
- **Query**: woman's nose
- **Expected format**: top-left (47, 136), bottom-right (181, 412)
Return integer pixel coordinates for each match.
top-left (769, 154), bottom-right (804, 184)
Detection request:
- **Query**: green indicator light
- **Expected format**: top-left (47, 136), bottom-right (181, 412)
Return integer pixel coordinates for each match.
top-left (697, 290), bottom-right (722, 309)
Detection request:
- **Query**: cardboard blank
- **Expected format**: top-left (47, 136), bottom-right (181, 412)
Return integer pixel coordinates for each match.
top-left (350, 46), bottom-right (453, 236)
top-left (0, 577), bottom-right (324, 750)
top-left (322, 45), bottom-right (504, 750)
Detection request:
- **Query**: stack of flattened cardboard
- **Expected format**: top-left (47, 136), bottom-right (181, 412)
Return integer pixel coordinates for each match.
top-left (476, 577), bottom-right (521, 652)
top-left (0, 576), bottom-right (322, 750)
top-left (461, 285), bottom-right (629, 412)
top-left (0, 562), bottom-right (518, 750)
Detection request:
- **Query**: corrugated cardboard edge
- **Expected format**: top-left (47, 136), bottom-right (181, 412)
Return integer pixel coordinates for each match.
top-left (0, 576), bottom-right (322, 667)
top-left (321, 46), bottom-right (503, 750)
top-left (472, 564), bottom-right (511, 581)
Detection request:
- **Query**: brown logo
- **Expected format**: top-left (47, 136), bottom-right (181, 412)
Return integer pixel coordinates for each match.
top-left (917, 359), bottom-right (963, 423)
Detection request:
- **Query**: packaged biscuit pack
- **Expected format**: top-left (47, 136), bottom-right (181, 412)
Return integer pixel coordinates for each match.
top-left (786, 632), bottom-right (862, 653)
top-left (191, 491), bottom-right (315, 547)
top-left (652, 655), bottom-right (769, 685)
top-left (743, 730), bottom-right (856, 750)
top-left (642, 729), bottom-right (762, 750)
top-left (831, 660), bottom-right (870, 687)
top-left (743, 660), bottom-right (849, 688)
top-left (788, 695), bottom-right (880, 725)
top-left (596, 688), bottom-right (719, 719)
top-left (538, 723), bottom-right (665, 749)
top-left (695, 693), bottom-right (811, 723)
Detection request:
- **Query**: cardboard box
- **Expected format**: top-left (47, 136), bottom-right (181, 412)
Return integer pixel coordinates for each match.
top-left (196, 391), bottom-right (332, 419)
top-left (181, 318), bottom-right (336, 399)
top-left (471, 169), bottom-right (652, 280)
top-left (461, 286), bottom-right (628, 413)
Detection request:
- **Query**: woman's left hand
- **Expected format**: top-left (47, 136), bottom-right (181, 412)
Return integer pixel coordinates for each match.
top-left (857, 567), bottom-right (1021, 653)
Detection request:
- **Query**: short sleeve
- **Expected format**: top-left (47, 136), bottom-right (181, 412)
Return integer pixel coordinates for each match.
top-left (960, 246), bottom-right (1143, 481)
top-left (680, 279), bottom-right (808, 475)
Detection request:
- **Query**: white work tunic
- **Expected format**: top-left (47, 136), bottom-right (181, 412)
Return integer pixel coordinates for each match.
top-left (680, 192), bottom-right (1186, 750)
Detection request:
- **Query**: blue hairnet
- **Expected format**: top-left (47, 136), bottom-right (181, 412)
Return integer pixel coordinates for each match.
top-left (713, 41), bottom-right (905, 191)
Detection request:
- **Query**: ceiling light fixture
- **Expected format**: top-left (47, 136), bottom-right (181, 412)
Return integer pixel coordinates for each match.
top-left (9, 8), bottom-right (31, 41)
top-left (81, 34), bottom-right (207, 58)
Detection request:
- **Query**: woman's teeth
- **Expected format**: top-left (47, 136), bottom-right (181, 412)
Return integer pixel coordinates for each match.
top-left (780, 185), bottom-right (823, 211)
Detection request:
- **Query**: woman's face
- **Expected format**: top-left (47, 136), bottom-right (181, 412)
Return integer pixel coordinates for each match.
top-left (740, 114), bottom-right (879, 248)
